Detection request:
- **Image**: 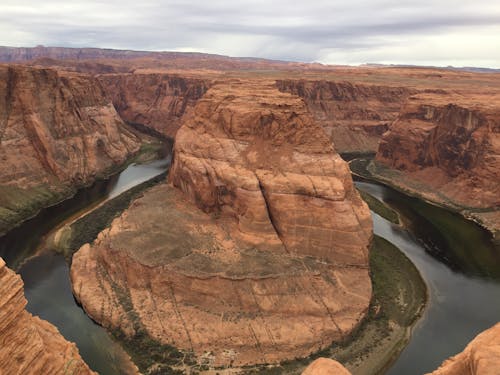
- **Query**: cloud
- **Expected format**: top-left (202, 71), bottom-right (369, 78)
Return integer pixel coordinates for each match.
top-left (0, 0), bottom-right (499, 67)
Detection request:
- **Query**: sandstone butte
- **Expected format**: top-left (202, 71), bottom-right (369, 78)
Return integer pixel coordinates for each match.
top-left (71, 79), bottom-right (373, 368)
top-left (427, 323), bottom-right (500, 375)
top-left (0, 64), bottom-right (141, 235)
top-left (0, 257), bottom-right (95, 374)
top-left (374, 91), bottom-right (500, 237)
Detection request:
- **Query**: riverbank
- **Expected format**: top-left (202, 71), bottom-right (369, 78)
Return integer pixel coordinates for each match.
top-left (349, 158), bottom-right (499, 244)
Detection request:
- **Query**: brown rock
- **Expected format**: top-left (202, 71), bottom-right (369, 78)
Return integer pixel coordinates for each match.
top-left (99, 73), bottom-right (210, 137)
top-left (0, 64), bottom-right (141, 234)
top-left (427, 323), bottom-right (500, 375)
top-left (71, 79), bottom-right (372, 368)
top-left (302, 357), bottom-right (352, 375)
top-left (276, 80), bottom-right (414, 153)
top-left (374, 92), bottom-right (500, 233)
top-left (0, 257), bottom-right (94, 374)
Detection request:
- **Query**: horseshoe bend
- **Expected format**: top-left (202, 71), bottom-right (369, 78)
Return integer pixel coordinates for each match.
top-left (70, 79), bottom-right (373, 367)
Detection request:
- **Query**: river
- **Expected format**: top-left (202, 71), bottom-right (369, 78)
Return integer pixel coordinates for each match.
top-left (355, 180), bottom-right (500, 375)
top-left (0, 157), bottom-right (170, 375)
top-left (0, 158), bottom-right (499, 374)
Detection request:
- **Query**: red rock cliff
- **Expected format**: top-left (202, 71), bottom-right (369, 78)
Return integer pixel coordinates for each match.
top-left (98, 73), bottom-right (210, 137)
top-left (0, 258), bottom-right (95, 374)
top-left (71, 79), bottom-right (372, 370)
top-left (374, 93), bottom-right (500, 229)
top-left (0, 64), bottom-right (141, 234)
top-left (276, 79), bottom-right (414, 153)
top-left (427, 323), bottom-right (500, 375)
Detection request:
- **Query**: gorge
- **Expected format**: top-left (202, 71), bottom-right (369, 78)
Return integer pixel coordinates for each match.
top-left (0, 47), bottom-right (499, 375)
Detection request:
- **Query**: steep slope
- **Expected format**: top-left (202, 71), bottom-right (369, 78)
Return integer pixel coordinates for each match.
top-left (98, 73), bottom-right (210, 137)
top-left (372, 92), bottom-right (500, 236)
top-left (0, 64), bottom-right (141, 234)
top-left (428, 323), bottom-right (500, 375)
top-left (0, 258), bottom-right (94, 374)
top-left (276, 79), bottom-right (414, 153)
top-left (71, 79), bottom-right (372, 370)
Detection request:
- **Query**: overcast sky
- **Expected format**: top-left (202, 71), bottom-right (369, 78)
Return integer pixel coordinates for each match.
top-left (1, 0), bottom-right (499, 67)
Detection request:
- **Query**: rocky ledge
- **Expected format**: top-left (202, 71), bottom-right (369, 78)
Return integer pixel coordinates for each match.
top-left (0, 258), bottom-right (94, 374)
top-left (71, 79), bottom-right (372, 369)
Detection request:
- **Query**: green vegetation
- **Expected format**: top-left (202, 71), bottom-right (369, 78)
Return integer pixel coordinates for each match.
top-left (240, 235), bottom-right (427, 375)
top-left (0, 183), bottom-right (71, 236)
top-left (358, 189), bottom-right (399, 224)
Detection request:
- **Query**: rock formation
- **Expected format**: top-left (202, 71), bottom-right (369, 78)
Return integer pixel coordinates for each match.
top-left (428, 323), bottom-right (500, 375)
top-left (373, 92), bottom-right (500, 235)
top-left (98, 73), bottom-right (210, 137)
top-left (71, 79), bottom-right (372, 369)
top-left (276, 80), bottom-right (413, 153)
top-left (302, 358), bottom-right (352, 375)
top-left (0, 257), bottom-right (94, 374)
top-left (0, 64), bottom-right (141, 234)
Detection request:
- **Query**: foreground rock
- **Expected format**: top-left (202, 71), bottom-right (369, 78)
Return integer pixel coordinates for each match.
top-left (373, 92), bottom-right (500, 237)
top-left (0, 258), bottom-right (94, 374)
top-left (302, 358), bottom-right (352, 375)
top-left (0, 64), bottom-right (141, 234)
top-left (428, 323), bottom-right (500, 375)
top-left (276, 80), bottom-right (413, 153)
top-left (71, 80), bottom-right (372, 370)
top-left (99, 73), bottom-right (210, 137)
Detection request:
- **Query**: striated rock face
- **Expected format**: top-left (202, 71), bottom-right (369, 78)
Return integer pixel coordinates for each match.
top-left (0, 258), bottom-right (94, 374)
top-left (0, 64), bottom-right (141, 233)
top-left (71, 80), bottom-right (372, 368)
top-left (276, 80), bottom-right (413, 153)
top-left (374, 93), bottom-right (500, 227)
top-left (302, 357), bottom-right (352, 375)
top-left (98, 73), bottom-right (210, 137)
top-left (428, 323), bottom-right (500, 375)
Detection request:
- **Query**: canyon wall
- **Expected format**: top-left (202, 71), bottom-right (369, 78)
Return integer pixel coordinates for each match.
top-left (98, 73), bottom-right (211, 137)
top-left (71, 79), bottom-right (373, 370)
top-left (0, 64), bottom-right (141, 234)
top-left (428, 323), bottom-right (500, 375)
top-left (0, 258), bottom-right (94, 374)
top-left (373, 92), bottom-right (500, 234)
top-left (276, 79), bottom-right (413, 153)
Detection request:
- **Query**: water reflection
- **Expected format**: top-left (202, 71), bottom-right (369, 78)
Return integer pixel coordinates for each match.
top-left (356, 181), bottom-right (500, 374)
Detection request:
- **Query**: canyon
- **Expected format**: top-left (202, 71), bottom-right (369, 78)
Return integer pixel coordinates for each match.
top-left (373, 91), bottom-right (500, 238)
top-left (0, 257), bottom-right (94, 374)
top-left (70, 79), bottom-right (373, 370)
top-left (0, 64), bottom-right (141, 235)
top-left (0, 46), bottom-right (499, 375)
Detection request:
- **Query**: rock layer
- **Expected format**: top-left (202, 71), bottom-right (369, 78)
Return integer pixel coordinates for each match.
top-left (0, 258), bottom-right (94, 374)
top-left (99, 73), bottom-right (210, 137)
top-left (374, 92), bottom-right (500, 234)
top-left (428, 323), bottom-right (500, 375)
top-left (0, 64), bottom-right (141, 234)
top-left (71, 79), bottom-right (372, 369)
top-left (276, 80), bottom-right (413, 153)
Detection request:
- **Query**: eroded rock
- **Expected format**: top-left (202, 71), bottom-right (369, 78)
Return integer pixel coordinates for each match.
top-left (71, 80), bottom-right (372, 369)
top-left (428, 323), bottom-right (500, 375)
top-left (0, 258), bottom-right (94, 374)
